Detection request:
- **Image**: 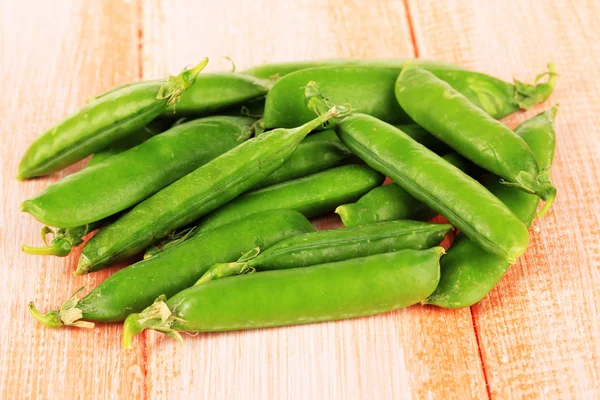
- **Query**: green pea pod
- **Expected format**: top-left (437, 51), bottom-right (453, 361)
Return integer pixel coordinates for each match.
top-left (251, 129), bottom-right (352, 189)
top-left (17, 59), bottom-right (208, 179)
top-left (396, 124), bottom-right (451, 155)
top-left (395, 63), bottom-right (557, 216)
top-left (336, 153), bottom-right (472, 226)
top-left (21, 116), bottom-right (254, 228)
top-left (28, 210), bottom-right (315, 328)
top-left (122, 247), bottom-right (444, 346)
top-left (86, 119), bottom-right (172, 166)
top-left (197, 220), bottom-right (452, 284)
top-left (197, 164), bottom-right (384, 232)
top-left (76, 104), bottom-right (348, 274)
top-left (243, 58), bottom-right (466, 79)
top-left (263, 63), bottom-right (556, 129)
top-left (337, 113), bottom-right (529, 263)
top-left (426, 106), bottom-right (558, 308)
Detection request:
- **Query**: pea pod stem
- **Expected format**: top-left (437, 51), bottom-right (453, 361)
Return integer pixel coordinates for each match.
top-left (157, 58), bottom-right (209, 106)
top-left (513, 63), bottom-right (557, 109)
top-left (195, 248), bottom-right (260, 285)
top-left (123, 296), bottom-right (183, 349)
top-left (28, 286), bottom-right (95, 329)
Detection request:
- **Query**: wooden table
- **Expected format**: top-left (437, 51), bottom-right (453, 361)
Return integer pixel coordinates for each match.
top-left (1, 1), bottom-right (599, 398)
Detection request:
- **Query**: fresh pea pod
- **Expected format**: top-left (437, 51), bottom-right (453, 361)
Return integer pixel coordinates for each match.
top-left (395, 64), bottom-right (557, 216)
top-left (336, 153), bottom-right (471, 226)
top-left (122, 247), bottom-right (444, 346)
top-left (397, 124), bottom-right (451, 155)
top-left (76, 104), bottom-right (347, 274)
top-left (426, 106), bottom-right (557, 308)
top-left (197, 164), bottom-right (384, 232)
top-left (21, 116), bottom-right (254, 228)
top-left (17, 59), bottom-right (208, 179)
top-left (252, 129), bottom-right (352, 189)
top-left (337, 113), bottom-right (529, 263)
top-left (263, 63), bottom-right (556, 129)
top-left (86, 119), bottom-right (171, 166)
top-left (197, 220), bottom-right (451, 284)
top-left (28, 210), bottom-right (315, 328)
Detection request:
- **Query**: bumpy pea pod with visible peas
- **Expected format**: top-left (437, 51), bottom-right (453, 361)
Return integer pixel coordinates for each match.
top-left (426, 106), bottom-right (558, 308)
top-left (86, 119), bottom-right (172, 166)
top-left (395, 63), bottom-right (557, 216)
top-left (197, 220), bottom-right (451, 284)
top-left (336, 113), bottom-right (529, 263)
top-left (197, 164), bottom-right (384, 232)
top-left (76, 103), bottom-right (348, 274)
top-left (17, 59), bottom-right (208, 179)
top-left (122, 247), bottom-right (444, 346)
top-left (336, 153), bottom-right (472, 226)
top-left (21, 116), bottom-right (254, 228)
top-left (262, 63), bottom-right (556, 129)
top-left (28, 210), bottom-right (315, 328)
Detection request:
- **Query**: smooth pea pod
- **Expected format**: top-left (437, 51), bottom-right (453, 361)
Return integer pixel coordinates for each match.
top-left (122, 247), bottom-right (444, 346)
top-left (76, 104), bottom-right (347, 274)
top-left (21, 116), bottom-right (254, 228)
top-left (197, 164), bottom-right (384, 232)
top-left (28, 210), bottom-right (315, 328)
top-left (426, 106), bottom-right (558, 308)
top-left (17, 59), bottom-right (208, 179)
top-left (87, 119), bottom-right (171, 166)
top-left (336, 153), bottom-right (472, 226)
top-left (395, 63), bottom-right (557, 216)
top-left (337, 113), bottom-right (529, 263)
top-left (262, 63), bottom-right (556, 129)
top-left (197, 220), bottom-right (451, 284)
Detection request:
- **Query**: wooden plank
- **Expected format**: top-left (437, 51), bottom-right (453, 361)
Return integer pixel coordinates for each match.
top-left (0, 1), bottom-right (144, 399)
top-left (139, 1), bottom-right (487, 399)
top-left (408, 0), bottom-right (600, 398)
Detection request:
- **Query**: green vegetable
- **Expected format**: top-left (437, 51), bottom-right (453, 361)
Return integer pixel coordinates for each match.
top-left (426, 106), bottom-right (558, 308)
top-left (21, 222), bottom-right (102, 257)
top-left (337, 113), bottom-right (529, 263)
top-left (336, 153), bottom-right (471, 226)
top-left (21, 116), bottom-right (254, 228)
top-left (395, 63), bottom-right (557, 216)
top-left (76, 103), bottom-right (348, 274)
top-left (122, 247), bottom-right (444, 346)
top-left (17, 59), bottom-right (208, 179)
top-left (28, 210), bottom-right (315, 327)
top-left (197, 220), bottom-right (451, 284)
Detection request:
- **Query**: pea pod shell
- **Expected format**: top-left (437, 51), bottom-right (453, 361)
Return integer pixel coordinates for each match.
top-left (124, 247), bottom-right (444, 342)
top-left (77, 107), bottom-right (343, 273)
top-left (21, 116), bottom-right (254, 228)
top-left (28, 210), bottom-right (315, 327)
top-left (337, 114), bottom-right (529, 262)
top-left (197, 164), bottom-right (385, 232)
top-left (426, 106), bottom-right (557, 308)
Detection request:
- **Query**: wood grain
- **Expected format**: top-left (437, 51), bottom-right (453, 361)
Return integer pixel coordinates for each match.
top-left (1, 0), bottom-right (599, 399)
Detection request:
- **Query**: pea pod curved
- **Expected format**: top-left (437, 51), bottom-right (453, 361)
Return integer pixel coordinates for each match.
top-left (337, 113), bottom-right (530, 263)
top-left (76, 105), bottom-right (347, 274)
top-left (21, 116), bottom-right (254, 228)
top-left (28, 210), bottom-right (315, 328)
top-left (17, 59), bottom-right (208, 179)
top-left (336, 153), bottom-right (471, 226)
top-left (426, 106), bottom-right (558, 308)
top-left (197, 220), bottom-right (451, 284)
top-left (122, 247), bottom-right (444, 346)
top-left (395, 64), bottom-right (557, 216)
top-left (197, 164), bottom-right (384, 232)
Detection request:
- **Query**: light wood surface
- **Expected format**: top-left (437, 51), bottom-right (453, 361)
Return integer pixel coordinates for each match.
top-left (1, 1), bottom-right (599, 399)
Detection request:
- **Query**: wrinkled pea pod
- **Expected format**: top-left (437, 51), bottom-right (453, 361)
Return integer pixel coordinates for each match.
top-left (197, 220), bottom-right (452, 284)
top-left (76, 102), bottom-right (348, 274)
top-left (17, 59), bottom-right (208, 179)
top-left (336, 153), bottom-right (472, 226)
top-left (28, 210), bottom-right (315, 328)
top-left (21, 116), bottom-right (254, 228)
top-left (262, 63), bottom-right (556, 129)
top-left (122, 247), bottom-right (444, 346)
top-left (426, 106), bottom-right (558, 308)
top-left (395, 63), bottom-right (557, 216)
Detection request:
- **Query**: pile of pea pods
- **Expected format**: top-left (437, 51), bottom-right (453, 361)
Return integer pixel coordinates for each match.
top-left (19, 57), bottom-right (558, 347)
